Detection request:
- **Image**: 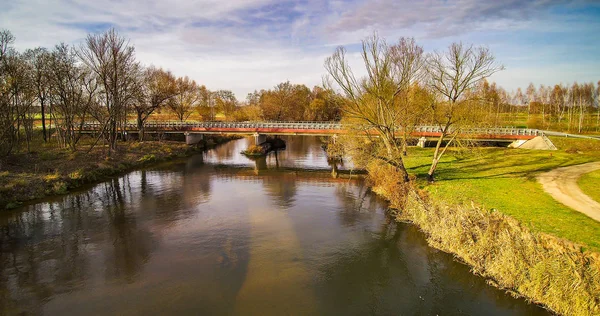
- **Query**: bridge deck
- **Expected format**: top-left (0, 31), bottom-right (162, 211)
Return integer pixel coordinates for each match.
top-left (81, 121), bottom-right (542, 140)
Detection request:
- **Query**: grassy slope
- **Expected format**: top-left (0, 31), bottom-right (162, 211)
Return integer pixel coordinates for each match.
top-left (404, 137), bottom-right (600, 252)
top-left (578, 169), bottom-right (600, 204)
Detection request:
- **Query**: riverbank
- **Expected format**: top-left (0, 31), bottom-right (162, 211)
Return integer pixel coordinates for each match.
top-left (407, 137), bottom-right (600, 251)
top-left (366, 138), bottom-right (600, 315)
top-left (0, 135), bottom-right (237, 210)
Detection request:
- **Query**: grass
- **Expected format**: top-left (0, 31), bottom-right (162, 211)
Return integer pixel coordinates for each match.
top-left (403, 137), bottom-right (600, 252)
top-left (365, 140), bottom-right (600, 315)
top-left (579, 170), bottom-right (600, 204)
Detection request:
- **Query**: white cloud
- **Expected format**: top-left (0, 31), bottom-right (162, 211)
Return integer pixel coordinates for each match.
top-left (1, 0), bottom-right (598, 99)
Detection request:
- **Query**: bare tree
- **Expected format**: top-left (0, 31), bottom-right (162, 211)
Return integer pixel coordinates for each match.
top-left (389, 37), bottom-right (427, 156)
top-left (24, 47), bottom-right (51, 142)
top-left (48, 43), bottom-right (97, 151)
top-left (0, 30), bottom-right (16, 155)
top-left (526, 83), bottom-right (536, 123)
top-left (1, 46), bottom-right (37, 154)
top-left (134, 66), bottom-right (177, 140)
top-left (324, 35), bottom-right (425, 182)
top-left (77, 28), bottom-right (138, 155)
top-left (425, 42), bottom-right (503, 182)
top-left (596, 81), bottom-right (600, 131)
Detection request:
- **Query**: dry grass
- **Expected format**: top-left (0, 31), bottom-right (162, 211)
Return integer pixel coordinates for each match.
top-left (367, 161), bottom-right (600, 315)
top-left (0, 135), bottom-right (236, 209)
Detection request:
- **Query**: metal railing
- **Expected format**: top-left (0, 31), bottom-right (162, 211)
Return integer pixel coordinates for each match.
top-left (413, 126), bottom-right (540, 136)
top-left (81, 121), bottom-right (543, 136)
top-left (82, 121), bottom-right (343, 130)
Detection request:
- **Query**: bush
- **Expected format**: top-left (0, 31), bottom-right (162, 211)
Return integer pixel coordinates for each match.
top-left (242, 145), bottom-right (265, 156)
top-left (51, 181), bottom-right (68, 195)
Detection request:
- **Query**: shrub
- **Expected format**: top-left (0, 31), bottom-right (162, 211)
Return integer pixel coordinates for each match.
top-left (137, 154), bottom-right (156, 164)
top-left (69, 169), bottom-right (84, 180)
top-left (241, 145), bottom-right (265, 156)
top-left (51, 181), bottom-right (68, 195)
top-left (43, 172), bottom-right (60, 182)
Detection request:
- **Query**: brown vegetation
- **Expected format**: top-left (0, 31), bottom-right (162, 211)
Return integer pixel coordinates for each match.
top-left (367, 160), bottom-right (600, 315)
top-left (0, 135), bottom-right (234, 209)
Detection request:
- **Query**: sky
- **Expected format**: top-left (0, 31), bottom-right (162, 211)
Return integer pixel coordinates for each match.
top-left (1, 0), bottom-right (599, 99)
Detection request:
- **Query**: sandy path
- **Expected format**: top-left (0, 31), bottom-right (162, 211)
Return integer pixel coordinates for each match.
top-left (537, 161), bottom-right (600, 222)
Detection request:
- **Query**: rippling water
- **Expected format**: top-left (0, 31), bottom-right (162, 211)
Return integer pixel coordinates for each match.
top-left (0, 136), bottom-right (548, 315)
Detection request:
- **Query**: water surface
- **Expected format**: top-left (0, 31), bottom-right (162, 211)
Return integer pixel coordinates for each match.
top-left (0, 137), bottom-right (548, 315)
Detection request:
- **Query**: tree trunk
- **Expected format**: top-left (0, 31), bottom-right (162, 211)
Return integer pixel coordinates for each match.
top-left (381, 133), bottom-right (410, 183)
top-left (137, 111), bottom-right (145, 142)
top-left (427, 133), bottom-right (444, 183)
top-left (41, 99), bottom-right (47, 142)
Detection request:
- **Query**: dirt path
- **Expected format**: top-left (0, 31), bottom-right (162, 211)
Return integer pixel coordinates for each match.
top-left (538, 161), bottom-right (600, 222)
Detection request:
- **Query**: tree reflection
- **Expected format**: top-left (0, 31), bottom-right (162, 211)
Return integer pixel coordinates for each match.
top-left (334, 183), bottom-right (382, 226)
top-left (263, 176), bottom-right (297, 209)
top-left (0, 174), bottom-right (160, 314)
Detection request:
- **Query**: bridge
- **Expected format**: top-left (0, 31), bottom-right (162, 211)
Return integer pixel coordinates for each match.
top-left (81, 121), bottom-right (544, 145)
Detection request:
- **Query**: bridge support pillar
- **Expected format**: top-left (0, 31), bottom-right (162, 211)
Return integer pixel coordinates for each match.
top-left (185, 132), bottom-right (204, 145)
top-left (253, 133), bottom-right (267, 145)
top-left (417, 137), bottom-right (427, 148)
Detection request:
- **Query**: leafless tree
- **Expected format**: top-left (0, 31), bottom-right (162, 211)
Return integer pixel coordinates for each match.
top-left (325, 34), bottom-right (425, 182)
top-left (425, 42), bottom-right (504, 182)
top-left (24, 47), bottom-right (51, 142)
top-left (47, 43), bottom-right (98, 151)
top-left (389, 37), bottom-right (427, 156)
top-left (77, 28), bottom-right (138, 155)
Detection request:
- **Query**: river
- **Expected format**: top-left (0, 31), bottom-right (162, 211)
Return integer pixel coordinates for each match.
top-left (0, 136), bottom-right (548, 315)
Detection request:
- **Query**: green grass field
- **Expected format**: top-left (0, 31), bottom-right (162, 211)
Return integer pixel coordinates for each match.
top-left (578, 169), bottom-right (600, 204)
top-left (404, 137), bottom-right (600, 252)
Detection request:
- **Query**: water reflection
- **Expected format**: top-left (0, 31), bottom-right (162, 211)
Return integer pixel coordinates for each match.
top-left (0, 137), bottom-right (548, 315)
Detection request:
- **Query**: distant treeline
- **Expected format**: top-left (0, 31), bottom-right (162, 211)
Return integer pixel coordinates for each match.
top-left (0, 27), bottom-right (598, 159)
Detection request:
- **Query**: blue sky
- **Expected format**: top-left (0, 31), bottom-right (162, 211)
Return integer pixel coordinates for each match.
top-left (1, 0), bottom-right (599, 99)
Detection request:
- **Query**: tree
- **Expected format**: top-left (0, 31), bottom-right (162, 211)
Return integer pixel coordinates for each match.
top-left (389, 38), bottom-right (428, 155)
top-left (196, 85), bottom-right (214, 120)
top-left (47, 43), bottom-right (97, 151)
top-left (550, 84), bottom-right (565, 124)
top-left (425, 42), bottom-right (503, 182)
top-left (169, 76), bottom-right (200, 121)
top-left (259, 81), bottom-right (311, 121)
top-left (23, 47), bottom-right (51, 142)
top-left (526, 83), bottom-right (536, 122)
top-left (305, 86), bottom-right (343, 121)
top-left (213, 89), bottom-right (237, 119)
top-left (134, 66), bottom-right (177, 140)
top-left (77, 28), bottom-right (138, 155)
top-left (324, 35), bottom-right (425, 183)
top-left (0, 30), bottom-right (18, 155)
top-left (1, 43), bottom-right (37, 153)
top-left (596, 81), bottom-right (600, 131)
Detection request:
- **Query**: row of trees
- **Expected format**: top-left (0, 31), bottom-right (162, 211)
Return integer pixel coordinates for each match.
top-left (480, 81), bottom-right (600, 133)
top-left (245, 82), bottom-right (343, 121)
top-left (0, 28), bottom-right (346, 157)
